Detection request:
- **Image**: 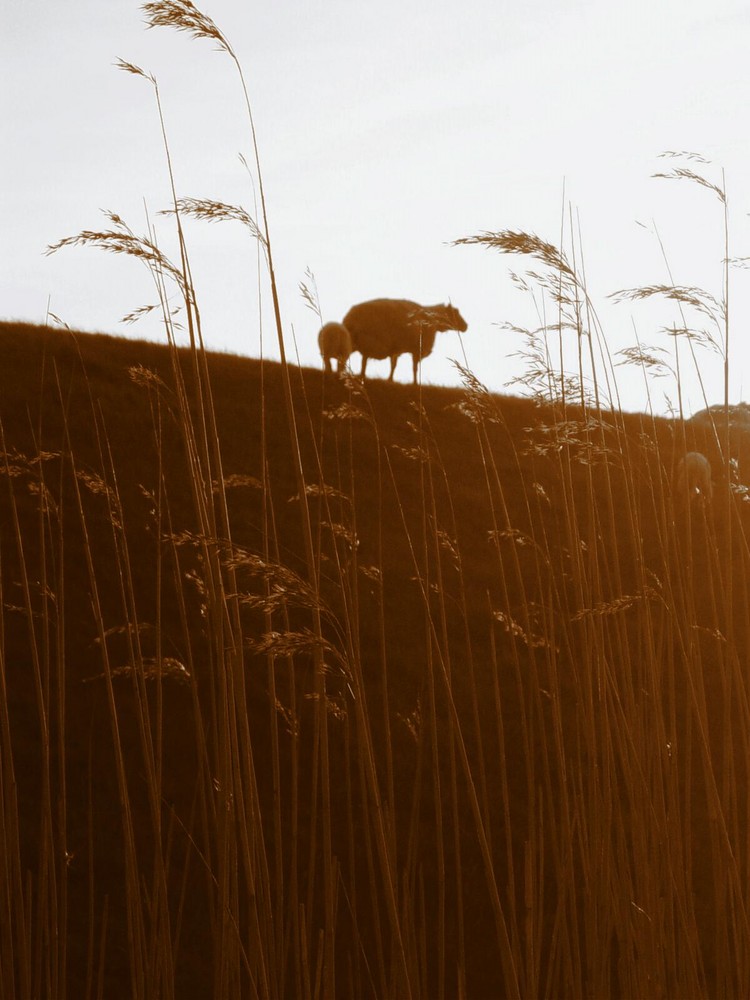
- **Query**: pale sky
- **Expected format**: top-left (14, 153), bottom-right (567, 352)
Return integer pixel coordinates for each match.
top-left (4, 0), bottom-right (750, 413)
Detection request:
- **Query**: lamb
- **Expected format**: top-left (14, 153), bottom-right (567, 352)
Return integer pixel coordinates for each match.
top-left (342, 298), bottom-right (468, 384)
top-left (317, 321), bottom-right (352, 376)
top-left (675, 451), bottom-right (713, 503)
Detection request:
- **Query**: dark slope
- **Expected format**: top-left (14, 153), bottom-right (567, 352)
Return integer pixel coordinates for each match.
top-left (0, 319), bottom-right (747, 997)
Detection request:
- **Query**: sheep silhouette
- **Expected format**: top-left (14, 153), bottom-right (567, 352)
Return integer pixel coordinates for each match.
top-left (675, 451), bottom-right (713, 503)
top-left (317, 321), bottom-right (352, 375)
top-left (342, 298), bottom-right (468, 384)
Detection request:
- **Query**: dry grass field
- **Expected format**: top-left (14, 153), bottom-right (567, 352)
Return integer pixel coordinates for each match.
top-left (1, 317), bottom-right (749, 997)
top-left (5, 3), bottom-right (750, 996)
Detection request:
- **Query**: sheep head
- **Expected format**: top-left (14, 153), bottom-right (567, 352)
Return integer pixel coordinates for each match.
top-left (416, 303), bottom-right (468, 334)
top-left (442, 303), bottom-right (468, 333)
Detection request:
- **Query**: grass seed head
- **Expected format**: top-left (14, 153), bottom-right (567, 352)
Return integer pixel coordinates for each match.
top-left (454, 229), bottom-right (576, 282)
top-left (114, 58), bottom-right (155, 85)
top-left (160, 198), bottom-right (266, 249)
top-left (142, 0), bottom-right (233, 56)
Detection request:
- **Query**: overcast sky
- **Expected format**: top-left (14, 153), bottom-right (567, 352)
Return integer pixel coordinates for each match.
top-left (4, 0), bottom-right (750, 413)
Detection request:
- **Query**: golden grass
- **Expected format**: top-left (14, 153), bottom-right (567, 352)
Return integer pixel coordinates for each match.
top-left (5, 2), bottom-right (750, 996)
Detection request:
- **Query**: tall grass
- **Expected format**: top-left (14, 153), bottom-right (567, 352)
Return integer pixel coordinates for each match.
top-left (3, 3), bottom-right (750, 997)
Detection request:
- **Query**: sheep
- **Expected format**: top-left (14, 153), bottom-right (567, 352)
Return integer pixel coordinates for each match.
top-left (689, 402), bottom-right (750, 431)
top-left (675, 451), bottom-right (713, 503)
top-left (317, 321), bottom-right (352, 376)
top-left (341, 298), bottom-right (468, 384)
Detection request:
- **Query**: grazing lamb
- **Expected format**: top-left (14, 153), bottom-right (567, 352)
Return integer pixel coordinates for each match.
top-left (318, 321), bottom-right (352, 375)
top-left (342, 298), bottom-right (468, 384)
top-left (675, 451), bottom-right (713, 503)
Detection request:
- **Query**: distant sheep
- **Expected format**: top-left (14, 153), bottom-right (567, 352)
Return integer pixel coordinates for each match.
top-left (675, 451), bottom-right (713, 503)
top-left (342, 298), bottom-right (468, 384)
top-left (689, 402), bottom-right (750, 431)
top-left (318, 321), bottom-right (352, 376)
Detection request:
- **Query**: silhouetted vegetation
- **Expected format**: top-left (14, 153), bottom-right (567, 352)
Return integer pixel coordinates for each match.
top-left (2, 317), bottom-right (750, 997)
top-left (6, 3), bottom-right (750, 996)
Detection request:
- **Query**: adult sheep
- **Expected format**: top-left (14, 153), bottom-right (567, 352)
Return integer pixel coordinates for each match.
top-left (317, 321), bottom-right (352, 375)
top-left (675, 451), bottom-right (713, 503)
top-left (342, 298), bottom-right (468, 384)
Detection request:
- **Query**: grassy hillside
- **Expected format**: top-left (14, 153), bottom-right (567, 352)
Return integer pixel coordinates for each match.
top-left (2, 318), bottom-right (750, 997)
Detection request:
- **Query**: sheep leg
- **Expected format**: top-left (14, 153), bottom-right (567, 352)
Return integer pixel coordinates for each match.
top-left (412, 353), bottom-right (418, 384)
top-left (389, 355), bottom-right (398, 380)
top-left (360, 355), bottom-right (368, 379)
top-left (323, 357), bottom-right (332, 374)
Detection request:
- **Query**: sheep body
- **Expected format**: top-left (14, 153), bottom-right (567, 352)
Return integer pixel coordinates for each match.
top-left (342, 298), bottom-right (468, 383)
top-left (675, 451), bottom-right (713, 502)
top-left (317, 321), bottom-right (352, 375)
top-left (689, 402), bottom-right (750, 430)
